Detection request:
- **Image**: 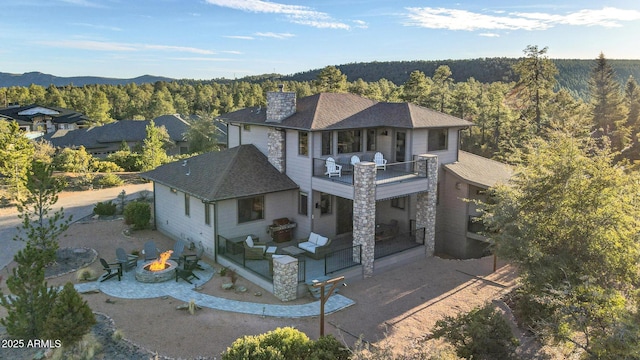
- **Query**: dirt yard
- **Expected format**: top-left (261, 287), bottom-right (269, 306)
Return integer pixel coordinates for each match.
top-left (1, 216), bottom-right (523, 359)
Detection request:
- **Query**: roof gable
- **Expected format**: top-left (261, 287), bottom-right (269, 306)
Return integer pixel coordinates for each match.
top-left (444, 151), bottom-right (512, 188)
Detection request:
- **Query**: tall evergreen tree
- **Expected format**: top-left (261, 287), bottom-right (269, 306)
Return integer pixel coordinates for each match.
top-left (401, 70), bottom-right (431, 106)
top-left (140, 120), bottom-right (170, 171)
top-left (589, 52), bottom-right (628, 152)
top-left (0, 121), bottom-right (35, 199)
top-left (429, 65), bottom-right (454, 113)
top-left (315, 66), bottom-right (347, 93)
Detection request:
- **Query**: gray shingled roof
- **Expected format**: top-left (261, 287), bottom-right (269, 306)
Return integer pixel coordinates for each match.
top-left (41, 115), bottom-right (190, 149)
top-left (444, 151), bottom-right (512, 188)
top-left (140, 144), bottom-right (298, 201)
top-left (0, 104), bottom-right (89, 124)
top-left (219, 92), bottom-right (473, 130)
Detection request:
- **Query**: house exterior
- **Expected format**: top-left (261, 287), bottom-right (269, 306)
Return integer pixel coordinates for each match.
top-left (40, 114), bottom-right (195, 158)
top-left (141, 87), bottom-right (512, 294)
top-left (0, 104), bottom-right (89, 138)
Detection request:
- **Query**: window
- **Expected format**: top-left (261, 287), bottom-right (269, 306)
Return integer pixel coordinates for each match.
top-left (320, 193), bottom-right (332, 215)
top-left (321, 131), bottom-right (332, 156)
top-left (367, 129), bottom-right (376, 151)
top-left (243, 124), bottom-right (251, 131)
top-left (238, 196), bottom-right (264, 223)
top-left (298, 192), bottom-right (308, 216)
top-left (298, 131), bottom-right (308, 156)
top-left (184, 194), bottom-right (190, 216)
top-left (337, 130), bottom-right (362, 153)
top-left (428, 128), bottom-right (448, 151)
top-left (391, 196), bottom-right (406, 210)
top-left (204, 203), bottom-right (211, 226)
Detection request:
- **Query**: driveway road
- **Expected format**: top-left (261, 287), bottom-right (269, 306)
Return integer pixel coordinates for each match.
top-left (0, 183), bottom-right (153, 272)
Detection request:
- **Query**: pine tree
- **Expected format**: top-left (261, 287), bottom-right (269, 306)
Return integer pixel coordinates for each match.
top-left (0, 121), bottom-right (35, 199)
top-left (44, 282), bottom-right (96, 348)
top-left (315, 66), bottom-right (347, 93)
top-left (0, 243), bottom-right (58, 339)
top-left (140, 120), bottom-right (170, 171)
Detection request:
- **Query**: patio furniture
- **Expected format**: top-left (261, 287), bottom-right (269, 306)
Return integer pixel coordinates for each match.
top-left (374, 152), bottom-right (387, 171)
top-left (350, 155), bottom-right (361, 166)
top-left (324, 157), bottom-right (342, 178)
top-left (183, 242), bottom-right (205, 270)
top-left (99, 258), bottom-right (122, 282)
top-left (297, 232), bottom-right (332, 260)
top-left (243, 235), bottom-right (268, 260)
top-left (143, 241), bottom-right (158, 261)
top-left (170, 240), bottom-right (187, 264)
top-left (115, 247), bottom-right (138, 272)
top-left (282, 245), bottom-right (305, 258)
top-left (175, 259), bottom-right (201, 284)
top-left (375, 220), bottom-right (399, 241)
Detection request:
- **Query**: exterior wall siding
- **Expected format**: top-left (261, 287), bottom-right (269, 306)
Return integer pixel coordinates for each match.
top-left (239, 124), bottom-right (269, 155)
top-left (437, 171), bottom-right (469, 258)
top-left (228, 124), bottom-right (240, 148)
top-left (153, 183), bottom-right (216, 257)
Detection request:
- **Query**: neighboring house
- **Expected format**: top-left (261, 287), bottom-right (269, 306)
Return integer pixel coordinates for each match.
top-left (40, 114), bottom-right (194, 158)
top-left (441, 151), bottom-right (512, 258)
top-left (141, 87), bottom-right (511, 290)
top-left (0, 104), bottom-right (89, 138)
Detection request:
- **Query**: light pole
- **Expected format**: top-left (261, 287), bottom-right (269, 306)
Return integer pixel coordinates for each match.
top-left (312, 275), bottom-right (345, 337)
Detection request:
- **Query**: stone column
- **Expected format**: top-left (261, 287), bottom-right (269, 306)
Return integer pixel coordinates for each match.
top-left (272, 255), bottom-right (298, 301)
top-left (353, 161), bottom-right (376, 277)
top-left (415, 154), bottom-right (438, 256)
top-left (267, 127), bottom-right (285, 173)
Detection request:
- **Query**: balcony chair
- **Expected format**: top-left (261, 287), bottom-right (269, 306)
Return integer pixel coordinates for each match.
top-left (99, 258), bottom-right (122, 282)
top-left (324, 157), bottom-right (342, 178)
top-left (115, 247), bottom-right (138, 272)
top-left (143, 240), bottom-right (158, 261)
top-left (374, 152), bottom-right (387, 171)
top-left (243, 235), bottom-right (268, 260)
top-left (350, 155), bottom-right (361, 166)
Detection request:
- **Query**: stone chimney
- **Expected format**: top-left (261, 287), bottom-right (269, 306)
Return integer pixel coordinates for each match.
top-left (266, 84), bottom-right (296, 123)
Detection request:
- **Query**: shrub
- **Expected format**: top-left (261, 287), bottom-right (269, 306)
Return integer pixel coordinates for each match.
top-left (75, 267), bottom-right (97, 281)
top-left (106, 150), bottom-right (142, 172)
top-left (93, 201), bottom-right (117, 216)
top-left (309, 335), bottom-right (349, 360)
top-left (52, 147), bottom-right (92, 172)
top-left (96, 173), bottom-right (124, 187)
top-left (222, 327), bottom-right (310, 360)
top-left (432, 304), bottom-right (519, 360)
top-left (44, 282), bottom-right (96, 349)
top-left (123, 201), bottom-right (151, 230)
top-left (90, 159), bottom-right (123, 173)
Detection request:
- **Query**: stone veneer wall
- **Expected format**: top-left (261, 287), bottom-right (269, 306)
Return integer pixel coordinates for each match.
top-left (267, 128), bottom-right (285, 173)
top-left (415, 154), bottom-right (438, 256)
top-left (266, 91), bottom-right (296, 123)
top-left (352, 161), bottom-right (376, 277)
top-left (272, 255), bottom-right (298, 301)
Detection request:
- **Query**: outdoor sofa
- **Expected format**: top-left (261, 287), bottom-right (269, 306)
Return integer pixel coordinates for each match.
top-left (297, 232), bottom-right (332, 260)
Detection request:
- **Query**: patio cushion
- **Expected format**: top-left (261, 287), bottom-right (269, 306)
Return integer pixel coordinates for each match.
top-left (298, 241), bottom-right (317, 253)
top-left (308, 232), bottom-right (319, 245)
top-left (315, 236), bottom-right (329, 247)
top-left (245, 236), bottom-right (254, 248)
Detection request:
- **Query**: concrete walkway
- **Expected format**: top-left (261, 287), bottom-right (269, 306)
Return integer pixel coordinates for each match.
top-left (74, 261), bottom-right (355, 318)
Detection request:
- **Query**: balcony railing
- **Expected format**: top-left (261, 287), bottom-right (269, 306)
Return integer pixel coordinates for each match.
top-left (313, 157), bottom-right (427, 185)
top-left (468, 216), bottom-right (487, 234)
top-left (374, 227), bottom-right (425, 259)
top-left (323, 245), bottom-right (362, 274)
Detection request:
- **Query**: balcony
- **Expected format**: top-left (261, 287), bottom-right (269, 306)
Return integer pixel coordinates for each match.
top-left (312, 157), bottom-right (430, 200)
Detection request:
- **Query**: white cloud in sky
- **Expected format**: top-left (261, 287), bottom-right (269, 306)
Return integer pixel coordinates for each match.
top-left (73, 23), bottom-right (122, 31)
top-left (224, 35), bottom-right (255, 40)
top-left (204, 0), bottom-right (350, 29)
top-left (254, 32), bottom-right (295, 39)
top-left (404, 6), bottom-right (640, 31)
top-left (479, 33), bottom-right (500, 37)
top-left (38, 40), bottom-right (216, 54)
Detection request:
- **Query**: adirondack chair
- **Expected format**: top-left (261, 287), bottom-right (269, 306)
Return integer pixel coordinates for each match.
top-left (324, 157), bottom-right (342, 178)
top-left (143, 241), bottom-right (158, 261)
top-left (183, 242), bottom-right (204, 270)
top-left (175, 259), bottom-right (200, 284)
top-left (99, 258), bottom-right (122, 282)
top-left (170, 240), bottom-right (187, 265)
top-left (350, 155), bottom-right (361, 166)
top-left (115, 247), bottom-right (138, 272)
top-left (374, 152), bottom-right (387, 170)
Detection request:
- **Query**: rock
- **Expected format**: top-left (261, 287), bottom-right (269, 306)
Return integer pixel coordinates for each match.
top-left (254, 292), bottom-right (262, 297)
top-left (221, 282), bottom-right (234, 290)
top-left (235, 285), bottom-right (247, 293)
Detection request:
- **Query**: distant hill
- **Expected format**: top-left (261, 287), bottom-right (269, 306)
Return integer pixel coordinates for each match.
top-left (0, 72), bottom-right (175, 87)
top-left (281, 58), bottom-right (640, 100)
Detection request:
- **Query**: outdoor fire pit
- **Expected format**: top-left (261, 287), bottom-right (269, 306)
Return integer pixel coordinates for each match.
top-left (135, 250), bottom-right (178, 283)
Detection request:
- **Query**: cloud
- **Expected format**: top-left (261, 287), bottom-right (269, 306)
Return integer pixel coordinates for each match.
top-left (72, 23), bottom-right (122, 31)
top-left (352, 20), bottom-right (368, 29)
top-left (224, 35), bottom-right (255, 40)
top-left (204, 0), bottom-right (350, 29)
top-left (254, 32), bottom-right (295, 39)
top-left (38, 40), bottom-right (216, 54)
top-left (403, 6), bottom-right (640, 31)
top-left (59, 0), bottom-right (104, 8)
top-left (479, 33), bottom-right (500, 38)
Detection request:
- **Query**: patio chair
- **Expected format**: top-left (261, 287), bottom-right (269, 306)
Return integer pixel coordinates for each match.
top-left (243, 235), bottom-right (267, 260)
top-left (115, 247), bottom-right (138, 272)
top-left (175, 259), bottom-right (200, 284)
top-left (99, 258), bottom-right (122, 282)
top-left (183, 242), bottom-right (204, 270)
top-left (170, 240), bottom-right (187, 265)
top-left (143, 241), bottom-right (158, 261)
top-left (350, 155), bottom-right (361, 166)
top-left (374, 152), bottom-right (387, 171)
top-left (324, 157), bottom-right (342, 178)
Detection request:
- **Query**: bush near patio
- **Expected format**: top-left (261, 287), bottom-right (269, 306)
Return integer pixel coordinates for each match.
top-left (123, 201), bottom-right (151, 230)
top-left (93, 201), bottom-right (117, 216)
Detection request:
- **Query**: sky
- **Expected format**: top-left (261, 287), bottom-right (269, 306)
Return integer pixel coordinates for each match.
top-left (2, 0), bottom-right (640, 80)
